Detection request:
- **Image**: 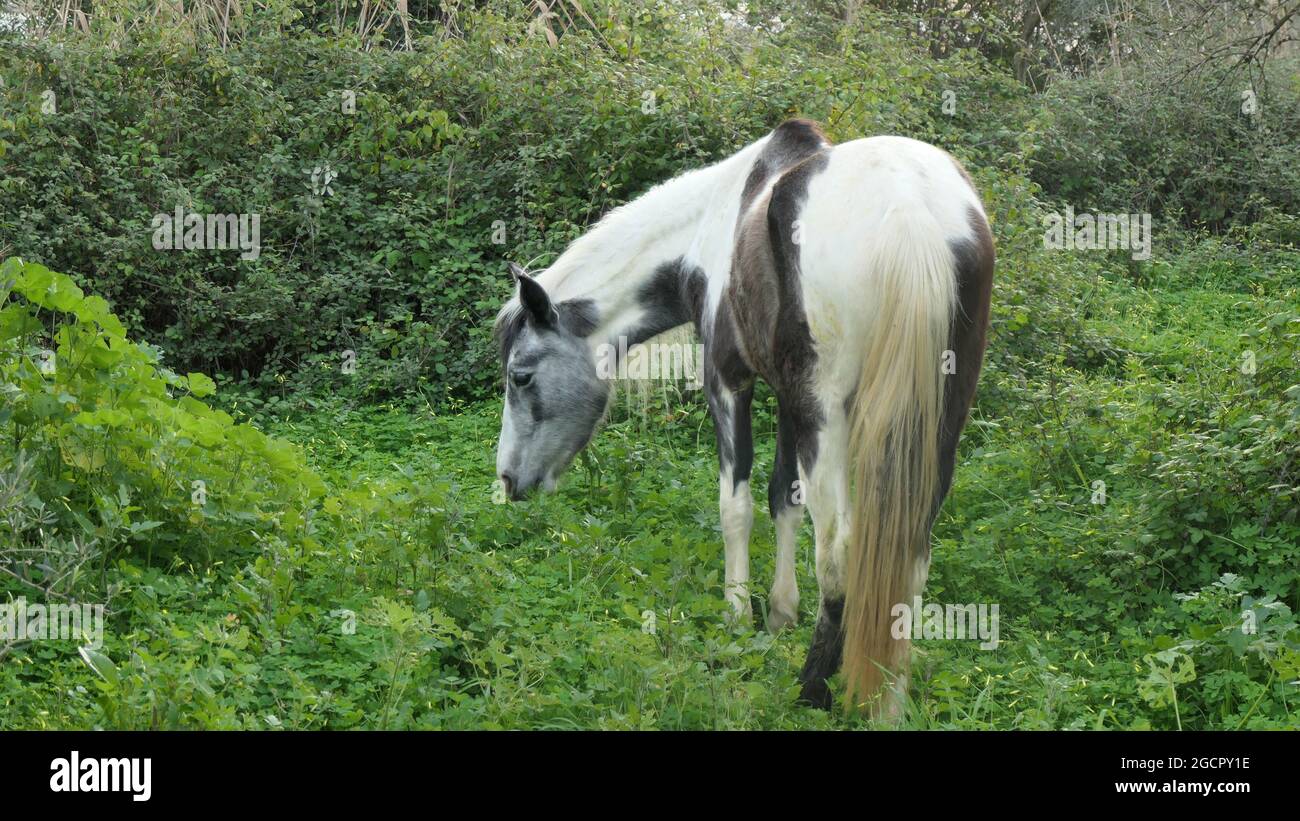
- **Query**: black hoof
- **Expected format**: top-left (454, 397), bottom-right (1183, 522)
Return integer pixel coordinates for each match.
top-left (796, 597), bottom-right (844, 711)
top-left (797, 676), bottom-right (835, 711)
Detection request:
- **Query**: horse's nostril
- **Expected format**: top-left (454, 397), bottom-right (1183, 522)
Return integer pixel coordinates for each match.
top-left (499, 473), bottom-right (515, 498)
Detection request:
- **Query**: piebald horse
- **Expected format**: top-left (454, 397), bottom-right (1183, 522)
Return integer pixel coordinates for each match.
top-left (494, 120), bottom-right (994, 714)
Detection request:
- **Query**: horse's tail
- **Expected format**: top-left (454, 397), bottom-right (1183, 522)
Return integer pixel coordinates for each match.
top-left (841, 205), bottom-right (957, 716)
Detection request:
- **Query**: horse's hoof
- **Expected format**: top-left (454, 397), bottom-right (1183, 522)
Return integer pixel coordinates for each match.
top-left (797, 677), bottom-right (835, 711)
top-left (724, 600), bottom-right (754, 629)
top-left (766, 602), bottom-right (798, 633)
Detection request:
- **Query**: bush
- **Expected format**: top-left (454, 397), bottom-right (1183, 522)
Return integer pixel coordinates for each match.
top-left (1030, 56), bottom-right (1300, 232)
top-left (0, 257), bottom-right (325, 584)
top-left (0, 3), bottom-right (1037, 408)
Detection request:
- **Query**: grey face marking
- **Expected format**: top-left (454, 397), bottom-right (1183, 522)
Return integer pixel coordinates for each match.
top-left (494, 271), bottom-right (608, 500)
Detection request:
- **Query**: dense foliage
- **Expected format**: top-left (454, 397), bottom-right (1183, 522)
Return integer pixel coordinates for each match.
top-left (1, 1), bottom-right (1297, 728)
top-left (0, 259), bottom-right (324, 574)
top-left (1, 2), bottom-right (1029, 403)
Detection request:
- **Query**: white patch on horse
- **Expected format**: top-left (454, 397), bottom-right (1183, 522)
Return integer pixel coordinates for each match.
top-left (769, 505), bottom-right (803, 629)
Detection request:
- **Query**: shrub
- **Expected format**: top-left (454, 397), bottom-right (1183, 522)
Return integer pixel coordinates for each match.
top-left (0, 4), bottom-right (1037, 408)
top-left (1030, 56), bottom-right (1300, 232)
top-left (0, 257), bottom-right (325, 584)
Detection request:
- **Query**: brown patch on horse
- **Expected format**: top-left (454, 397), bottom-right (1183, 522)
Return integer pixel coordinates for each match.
top-left (932, 205), bottom-right (995, 527)
top-left (725, 124), bottom-right (832, 466)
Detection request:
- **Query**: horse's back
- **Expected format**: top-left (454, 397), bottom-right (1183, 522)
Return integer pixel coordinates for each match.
top-left (721, 127), bottom-right (992, 394)
top-left (787, 136), bottom-right (991, 383)
top-left (806, 135), bottom-right (986, 257)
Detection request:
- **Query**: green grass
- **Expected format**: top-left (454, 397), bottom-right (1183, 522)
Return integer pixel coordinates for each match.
top-left (2, 250), bottom-right (1297, 730)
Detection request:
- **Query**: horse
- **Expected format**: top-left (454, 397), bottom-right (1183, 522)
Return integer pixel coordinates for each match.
top-left (492, 119), bottom-right (994, 715)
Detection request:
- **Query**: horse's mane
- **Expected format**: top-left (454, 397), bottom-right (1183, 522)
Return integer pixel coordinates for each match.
top-left (493, 304), bottom-right (526, 367)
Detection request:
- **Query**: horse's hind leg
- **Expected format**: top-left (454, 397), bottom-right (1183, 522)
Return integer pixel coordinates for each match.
top-left (795, 410), bottom-right (851, 709)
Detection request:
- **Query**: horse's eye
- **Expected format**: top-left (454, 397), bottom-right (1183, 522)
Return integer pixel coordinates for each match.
top-left (511, 371), bottom-right (533, 389)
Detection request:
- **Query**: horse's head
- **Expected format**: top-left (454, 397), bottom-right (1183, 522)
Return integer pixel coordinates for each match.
top-left (493, 263), bottom-right (608, 501)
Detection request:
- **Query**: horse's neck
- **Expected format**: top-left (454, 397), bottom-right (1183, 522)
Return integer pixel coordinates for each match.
top-left (539, 138), bottom-right (766, 348)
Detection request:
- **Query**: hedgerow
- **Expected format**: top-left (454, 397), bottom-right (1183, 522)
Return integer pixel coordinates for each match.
top-left (0, 2), bottom-right (1296, 730)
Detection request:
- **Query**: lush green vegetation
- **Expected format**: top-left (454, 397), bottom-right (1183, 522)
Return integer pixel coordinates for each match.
top-left (1, 1), bottom-right (1297, 728)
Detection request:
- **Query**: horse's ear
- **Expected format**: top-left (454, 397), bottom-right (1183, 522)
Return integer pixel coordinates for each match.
top-left (516, 269), bottom-right (558, 328)
top-left (507, 261), bottom-right (527, 282)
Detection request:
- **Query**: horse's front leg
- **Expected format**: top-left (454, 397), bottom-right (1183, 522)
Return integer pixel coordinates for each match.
top-left (707, 380), bottom-right (755, 625)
